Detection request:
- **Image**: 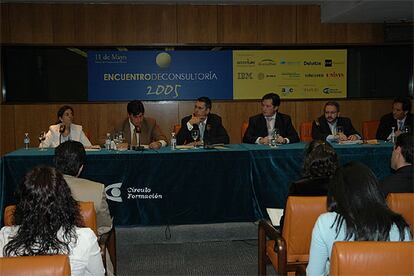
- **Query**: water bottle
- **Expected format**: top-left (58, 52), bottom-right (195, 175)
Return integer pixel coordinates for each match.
top-left (23, 133), bottom-right (30, 149)
top-left (390, 127), bottom-right (396, 144)
top-left (105, 133), bottom-right (111, 150)
top-left (170, 132), bottom-right (177, 150)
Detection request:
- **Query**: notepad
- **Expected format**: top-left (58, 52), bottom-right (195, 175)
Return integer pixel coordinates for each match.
top-left (266, 208), bottom-right (284, 226)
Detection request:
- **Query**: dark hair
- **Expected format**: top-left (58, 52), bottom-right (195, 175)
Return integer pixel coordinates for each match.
top-left (55, 141), bottom-right (86, 176)
top-left (262, 93), bottom-right (280, 107)
top-left (393, 97), bottom-right (412, 112)
top-left (395, 133), bottom-right (413, 163)
top-left (56, 105), bottom-right (74, 124)
top-left (324, 101), bottom-right (340, 112)
top-left (303, 140), bottom-right (339, 178)
top-left (197, 96), bottom-right (212, 110)
top-left (327, 161), bottom-right (411, 241)
top-left (127, 100), bottom-right (145, 115)
top-left (3, 166), bottom-right (83, 256)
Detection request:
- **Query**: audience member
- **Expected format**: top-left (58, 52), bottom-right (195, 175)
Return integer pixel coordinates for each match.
top-left (307, 162), bottom-right (412, 276)
top-left (0, 166), bottom-right (105, 276)
top-left (121, 100), bottom-right (167, 149)
top-left (243, 93), bottom-right (299, 144)
top-left (279, 140), bottom-right (338, 228)
top-left (40, 105), bottom-right (93, 148)
top-left (312, 101), bottom-right (361, 142)
top-left (55, 140), bottom-right (112, 236)
top-left (176, 96), bottom-right (229, 146)
top-left (376, 97), bottom-right (413, 141)
top-left (379, 133), bottom-right (413, 197)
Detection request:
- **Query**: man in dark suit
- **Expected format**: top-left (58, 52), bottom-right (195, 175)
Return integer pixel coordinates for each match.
top-left (121, 100), bottom-right (167, 149)
top-left (379, 133), bottom-right (413, 197)
top-left (376, 97), bottom-right (413, 141)
top-left (243, 93), bottom-right (299, 144)
top-left (176, 96), bottom-right (229, 145)
top-left (312, 101), bottom-right (361, 142)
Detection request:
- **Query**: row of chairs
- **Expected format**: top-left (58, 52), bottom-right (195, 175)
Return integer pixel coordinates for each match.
top-left (258, 193), bottom-right (414, 275)
top-left (0, 202), bottom-right (116, 276)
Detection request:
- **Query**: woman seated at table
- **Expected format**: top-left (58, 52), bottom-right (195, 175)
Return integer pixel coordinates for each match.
top-left (40, 105), bottom-right (93, 148)
top-left (307, 162), bottom-right (412, 276)
top-left (0, 166), bottom-right (105, 276)
top-left (279, 140), bottom-right (339, 228)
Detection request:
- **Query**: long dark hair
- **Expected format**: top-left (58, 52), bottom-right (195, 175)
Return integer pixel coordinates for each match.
top-left (303, 140), bottom-right (338, 178)
top-left (3, 166), bottom-right (83, 256)
top-left (327, 161), bottom-right (411, 241)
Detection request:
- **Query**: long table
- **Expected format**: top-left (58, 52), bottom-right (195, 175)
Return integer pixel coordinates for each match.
top-left (0, 142), bottom-right (393, 226)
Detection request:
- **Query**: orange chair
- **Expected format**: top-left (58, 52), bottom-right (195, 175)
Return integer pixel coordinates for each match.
top-left (330, 241), bottom-right (414, 275)
top-left (386, 193), bottom-right (414, 231)
top-left (258, 196), bottom-right (327, 275)
top-left (173, 124), bottom-right (181, 134)
top-left (241, 121), bottom-right (248, 141)
top-left (0, 255), bottom-right (71, 276)
top-left (362, 120), bottom-right (380, 140)
top-left (300, 121), bottom-right (313, 142)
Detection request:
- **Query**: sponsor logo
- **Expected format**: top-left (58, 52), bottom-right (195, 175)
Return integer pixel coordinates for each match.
top-left (304, 87), bottom-right (318, 93)
top-left (304, 61), bottom-right (321, 66)
top-left (105, 182), bottom-right (123, 202)
top-left (257, 73), bottom-right (265, 80)
top-left (281, 87), bottom-right (294, 94)
top-left (236, 59), bottom-right (255, 66)
top-left (281, 72), bottom-right (300, 78)
top-left (95, 53), bottom-right (127, 64)
top-left (305, 73), bottom-right (324, 78)
top-left (259, 59), bottom-right (277, 66)
top-left (323, 87), bottom-right (341, 94)
top-left (325, 59), bottom-right (332, 67)
top-left (279, 59), bottom-right (301, 66)
top-left (326, 72), bottom-right (345, 78)
top-left (237, 72), bottom-right (253, 80)
top-left (265, 74), bottom-right (276, 78)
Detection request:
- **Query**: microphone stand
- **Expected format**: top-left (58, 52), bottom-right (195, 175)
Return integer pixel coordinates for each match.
top-left (59, 124), bottom-right (66, 145)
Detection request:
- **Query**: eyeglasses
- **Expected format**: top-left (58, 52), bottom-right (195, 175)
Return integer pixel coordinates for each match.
top-left (325, 111), bottom-right (338, 115)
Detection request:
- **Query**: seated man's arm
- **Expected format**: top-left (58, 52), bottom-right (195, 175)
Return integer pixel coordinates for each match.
top-left (242, 117), bottom-right (259, 144)
top-left (208, 116), bottom-right (230, 144)
top-left (176, 117), bottom-right (191, 145)
top-left (283, 116), bottom-right (300, 143)
top-left (311, 120), bottom-right (329, 141)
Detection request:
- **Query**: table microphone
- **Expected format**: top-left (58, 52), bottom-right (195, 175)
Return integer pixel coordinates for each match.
top-left (59, 124), bottom-right (66, 144)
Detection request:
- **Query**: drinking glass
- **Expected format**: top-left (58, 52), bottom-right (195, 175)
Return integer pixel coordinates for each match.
top-left (337, 126), bottom-right (344, 135)
top-left (191, 129), bottom-right (199, 148)
top-left (38, 131), bottom-right (46, 151)
top-left (270, 128), bottom-right (280, 147)
top-left (118, 131), bottom-right (124, 143)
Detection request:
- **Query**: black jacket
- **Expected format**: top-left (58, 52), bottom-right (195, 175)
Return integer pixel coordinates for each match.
top-left (242, 113), bottom-right (299, 144)
top-left (312, 115), bottom-right (360, 141)
top-left (378, 165), bottom-right (414, 198)
top-left (176, 113), bottom-right (229, 145)
top-left (376, 113), bottom-right (414, 141)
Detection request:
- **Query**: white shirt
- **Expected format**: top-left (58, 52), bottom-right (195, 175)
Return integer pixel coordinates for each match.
top-left (255, 113), bottom-right (291, 144)
top-left (0, 226), bottom-right (105, 276)
top-left (40, 123), bottom-right (92, 148)
top-left (186, 117), bottom-right (208, 140)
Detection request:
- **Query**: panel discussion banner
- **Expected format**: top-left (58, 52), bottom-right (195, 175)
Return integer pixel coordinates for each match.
top-left (88, 49), bottom-right (347, 101)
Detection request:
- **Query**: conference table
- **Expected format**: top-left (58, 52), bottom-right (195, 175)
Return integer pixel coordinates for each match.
top-left (0, 142), bottom-right (393, 227)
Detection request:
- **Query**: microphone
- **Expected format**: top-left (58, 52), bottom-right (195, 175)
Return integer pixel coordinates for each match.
top-left (132, 126), bottom-right (144, 151)
top-left (59, 124), bottom-right (66, 144)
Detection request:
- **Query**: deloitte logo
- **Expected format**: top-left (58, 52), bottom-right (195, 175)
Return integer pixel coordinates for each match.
top-left (105, 182), bottom-right (123, 202)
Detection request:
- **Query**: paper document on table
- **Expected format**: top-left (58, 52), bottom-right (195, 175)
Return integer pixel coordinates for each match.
top-left (266, 208), bottom-right (284, 226)
top-left (338, 140), bottom-right (363, 145)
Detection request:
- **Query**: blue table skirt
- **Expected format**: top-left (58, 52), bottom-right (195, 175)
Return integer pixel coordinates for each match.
top-left (0, 142), bottom-right (393, 226)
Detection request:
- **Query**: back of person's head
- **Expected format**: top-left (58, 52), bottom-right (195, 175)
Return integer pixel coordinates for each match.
top-left (262, 93), bottom-right (281, 107)
top-left (395, 133), bottom-right (413, 164)
top-left (327, 161), bottom-right (411, 241)
top-left (55, 141), bottom-right (86, 176)
top-left (303, 140), bottom-right (338, 178)
top-left (197, 96), bottom-right (212, 110)
top-left (393, 97), bottom-right (412, 112)
top-left (324, 101), bottom-right (340, 112)
top-left (56, 105), bottom-right (73, 124)
top-left (3, 166), bottom-right (82, 256)
top-left (127, 100), bottom-right (145, 115)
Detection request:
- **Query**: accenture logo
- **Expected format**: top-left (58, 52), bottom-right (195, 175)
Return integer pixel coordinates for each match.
top-left (236, 59), bottom-right (255, 66)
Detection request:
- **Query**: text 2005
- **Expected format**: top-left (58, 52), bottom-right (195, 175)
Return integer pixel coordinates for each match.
top-left (146, 84), bottom-right (181, 98)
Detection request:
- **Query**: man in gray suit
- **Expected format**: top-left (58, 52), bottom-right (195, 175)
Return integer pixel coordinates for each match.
top-left (55, 140), bottom-right (112, 236)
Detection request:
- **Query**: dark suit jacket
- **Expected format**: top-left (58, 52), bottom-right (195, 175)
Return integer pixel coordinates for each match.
top-left (376, 113), bottom-right (414, 141)
top-left (378, 165), bottom-right (414, 197)
top-left (279, 176), bottom-right (330, 229)
top-left (176, 113), bottom-right (229, 145)
top-left (242, 113), bottom-right (299, 144)
top-left (122, 117), bottom-right (167, 145)
top-left (312, 115), bottom-right (360, 141)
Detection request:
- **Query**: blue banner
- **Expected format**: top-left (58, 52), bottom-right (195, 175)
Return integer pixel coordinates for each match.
top-left (88, 50), bottom-right (233, 101)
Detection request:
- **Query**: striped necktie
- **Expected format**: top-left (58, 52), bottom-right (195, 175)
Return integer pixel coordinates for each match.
top-left (132, 127), bottom-right (137, 145)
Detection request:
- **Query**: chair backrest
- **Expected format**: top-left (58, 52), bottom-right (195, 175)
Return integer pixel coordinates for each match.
top-left (330, 241), bottom-right (414, 275)
top-left (386, 193), bottom-right (414, 231)
top-left (0, 255), bottom-right (71, 276)
top-left (241, 121), bottom-right (248, 141)
top-left (300, 121), bottom-right (313, 142)
top-left (282, 196), bottom-right (327, 262)
top-left (173, 124), bottom-right (181, 134)
top-left (4, 201), bottom-right (97, 235)
top-left (362, 120), bottom-right (380, 140)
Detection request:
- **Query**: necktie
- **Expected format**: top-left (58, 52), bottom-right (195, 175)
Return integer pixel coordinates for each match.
top-left (266, 117), bottom-right (273, 136)
top-left (199, 122), bottom-right (205, 141)
top-left (132, 127), bottom-right (137, 145)
top-left (398, 121), bottom-right (404, 131)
